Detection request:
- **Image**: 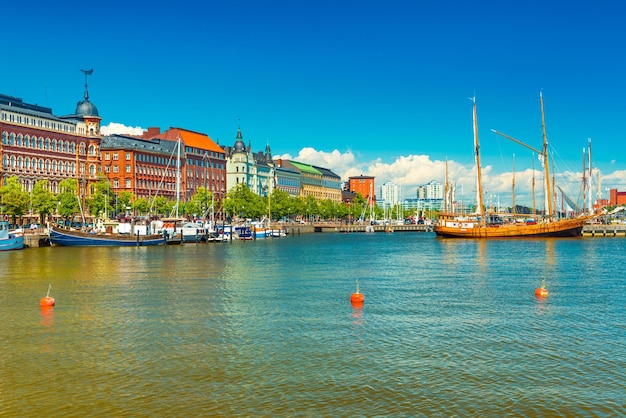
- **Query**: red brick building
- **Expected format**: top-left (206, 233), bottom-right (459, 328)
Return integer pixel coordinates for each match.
top-left (609, 188), bottom-right (626, 206)
top-left (0, 86), bottom-right (101, 199)
top-left (348, 175), bottom-right (376, 204)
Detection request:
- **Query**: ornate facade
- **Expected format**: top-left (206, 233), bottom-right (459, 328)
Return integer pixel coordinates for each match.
top-left (0, 74), bottom-right (101, 199)
top-left (223, 126), bottom-right (274, 196)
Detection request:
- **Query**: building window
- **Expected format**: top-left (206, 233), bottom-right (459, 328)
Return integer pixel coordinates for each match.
top-left (113, 153), bottom-right (119, 160)
top-left (126, 165), bottom-right (131, 173)
top-left (114, 180), bottom-right (119, 188)
top-left (125, 179), bottom-right (131, 188)
top-left (90, 164), bottom-right (96, 175)
top-left (89, 145), bottom-right (96, 156)
top-left (105, 166), bottom-right (110, 173)
top-left (105, 153), bottom-right (110, 160)
top-left (126, 152), bottom-right (131, 160)
top-left (113, 166), bottom-right (119, 173)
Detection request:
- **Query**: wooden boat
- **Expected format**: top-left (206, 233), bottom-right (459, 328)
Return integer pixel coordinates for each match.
top-left (434, 94), bottom-right (597, 239)
top-left (0, 220), bottom-right (24, 250)
top-left (49, 226), bottom-right (166, 246)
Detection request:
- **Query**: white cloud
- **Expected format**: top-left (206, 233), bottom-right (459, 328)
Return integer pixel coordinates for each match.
top-left (287, 147), bottom-right (626, 208)
top-left (100, 122), bottom-right (145, 136)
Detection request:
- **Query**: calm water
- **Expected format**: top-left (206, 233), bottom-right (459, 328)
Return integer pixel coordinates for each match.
top-left (1, 232), bottom-right (625, 416)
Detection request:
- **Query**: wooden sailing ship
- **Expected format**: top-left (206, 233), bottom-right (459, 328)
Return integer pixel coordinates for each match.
top-left (434, 94), bottom-right (597, 238)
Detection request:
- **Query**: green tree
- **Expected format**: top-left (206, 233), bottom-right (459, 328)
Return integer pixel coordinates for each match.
top-left (87, 175), bottom-right (114, 218)
top-left (185, 187), bottom-right (212, 219)
top-left (303, 195), bottom-right (319, 221)
top-left (117, 191), bottom-right (134, 216)
top-left (132, 198), bottom-right (149, 215)
top-left (269, 189), bottom-right (291, 220)
top-left (0, 176), bottom-right (30, 224)
top-left (31, 179), bottom-right (57, 225)
top-left (151, 196), bottom-right (173, 217)
top-left (57, 178), bottom-right (80, 220)
top-left (223, 184), bottom-right (263, 220)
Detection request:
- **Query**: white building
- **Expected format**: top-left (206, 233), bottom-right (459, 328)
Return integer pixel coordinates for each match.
top-left (380, 181), bottom-right (399, 205)
top-left (417, 180), bottom-right (444, 200)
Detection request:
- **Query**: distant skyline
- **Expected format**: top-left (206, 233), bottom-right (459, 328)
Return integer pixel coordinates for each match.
top-left (3, 0), bottom-right (626, 208)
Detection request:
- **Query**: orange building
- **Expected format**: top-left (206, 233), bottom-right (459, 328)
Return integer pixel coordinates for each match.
top-left (609, 188), bottom-right (626, 206)
top-left (146, 127), bottom-right (226, 201)
top-left (348, 175), bottom-right (376, 204)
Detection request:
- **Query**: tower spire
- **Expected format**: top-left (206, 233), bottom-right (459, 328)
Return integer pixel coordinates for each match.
top-left (80, 68), bottom-right (94, 100)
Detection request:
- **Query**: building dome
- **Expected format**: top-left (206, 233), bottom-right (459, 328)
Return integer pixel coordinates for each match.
top-left (233, 127), bottom-right (245, 152)
top-left (75, 99), bottom-right (99, 117)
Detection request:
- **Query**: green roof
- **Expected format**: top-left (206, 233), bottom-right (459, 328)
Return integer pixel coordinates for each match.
top-left (290, 161), bottom-right (322, 175)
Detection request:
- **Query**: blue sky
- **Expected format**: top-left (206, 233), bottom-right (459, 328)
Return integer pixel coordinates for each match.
top-left (3, 0), bottom-right (626, 206)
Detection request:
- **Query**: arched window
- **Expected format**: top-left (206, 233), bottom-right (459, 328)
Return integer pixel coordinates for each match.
top-left (1, 131), bottom-right (7, 144)
top-left (24, 135), bottom-right (30, 148)
top-left (2, 155), bottom-right (7, 168)
top-left (88, 144), bottom-right (95, 156)
top-left (38, 158), bottom-right (44, 170)
top-left (38, 137), bottom-right (44, 149)
top-left (9, 133), bottom-right (15, 145)
top-left (70, 143), bottom-right (76, 154)
top-left (52, 139), bottom-right (57, 151)
top-left (17, 156), bottom-right (22, 169)
top-left (53, 160), bottom-right (58, 172)
top-left (71, 162), bottom-right (76, 174)
top-left (10, 155), bottom-right (16, 168)
top-left (89, 164), bottom-right (96, 175)
top-left (16, 134), bottom-right (22, 146)
top-left (45, 160), bottom-right (50, 172)
top-left (25, 157), bottom-right (30, 170)
top-left (46, 138), bottom-right (51, 150)
top-left (62, 141), bottom-right (68, 152)
top-left (79, 143), bottom-right (86, 155)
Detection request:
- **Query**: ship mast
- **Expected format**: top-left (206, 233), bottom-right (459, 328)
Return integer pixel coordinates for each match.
top-left (444, 157), bottom-right (449, 213)
top-left (492, 92), bottom-right (555, 219)
top-left (539, 91), bottom-right (554, 217)
top-left (587, 138), bottom-right (588, 215)
top-left (511, 154), bottom-right (516, 216)
top-left (472, 97), bottom-right (485, 220)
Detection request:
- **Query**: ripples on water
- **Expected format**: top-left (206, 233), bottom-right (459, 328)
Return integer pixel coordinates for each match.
top-left (1, 233), bottom-right (625, 416)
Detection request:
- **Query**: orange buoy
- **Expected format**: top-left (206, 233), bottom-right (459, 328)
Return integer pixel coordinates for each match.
top-left (535, 287), bottom-right (549, 298)
top-left (40, 284), bottom-right (55, 307)
top-left (350, 280), bottom-right (364, 304)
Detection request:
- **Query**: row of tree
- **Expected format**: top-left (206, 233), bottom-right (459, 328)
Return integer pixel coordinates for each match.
top-left (0, 174), bottom-right (413, 225)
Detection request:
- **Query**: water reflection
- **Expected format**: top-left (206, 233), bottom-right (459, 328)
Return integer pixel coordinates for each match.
top-left (1, 235), bottom-right (625, 416)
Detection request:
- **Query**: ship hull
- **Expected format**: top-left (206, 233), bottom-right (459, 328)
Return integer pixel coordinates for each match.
top-left (50, 227), bottom-right (166, 246)
top-left (434, 217), bottom-right (588, 238)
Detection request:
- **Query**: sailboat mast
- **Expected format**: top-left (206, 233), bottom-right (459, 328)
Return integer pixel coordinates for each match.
top-left (444, 157), bottom-right (449, 213)
top-left (587, 138), bottom-right (593, 215)
top-left (175, 136), bottom-right (181, 218)
top-left (582, 145), bottom-right (587, 213)
top-left (511, 154), bottom-right (516, 216)
top-left (540, 92), bottom-right (553, 217)
top-left (473, 97), bottom-right (485, 219)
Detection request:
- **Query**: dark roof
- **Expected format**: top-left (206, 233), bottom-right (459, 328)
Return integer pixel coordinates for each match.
top-left (100, 134), bottom-right (177, 155)
top-left (0, 93), bottom-right (67, 122)
top-left (313, 166), bottom-right (340, 179)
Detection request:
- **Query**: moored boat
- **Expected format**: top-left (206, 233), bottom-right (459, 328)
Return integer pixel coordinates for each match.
top-left (0, 220), bottom-right (25, 250)
top-left (49, 226), bottom-right (166, 246)
top-left (434, 94), bottom-right (598, 239)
